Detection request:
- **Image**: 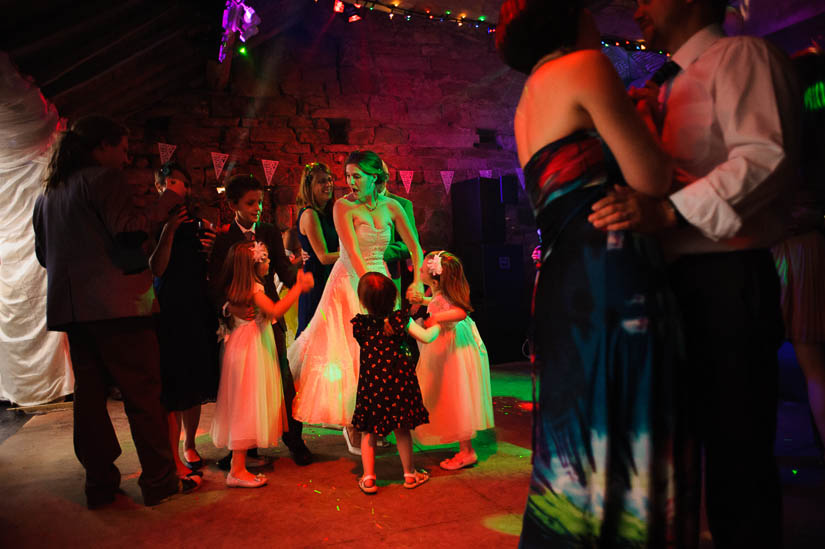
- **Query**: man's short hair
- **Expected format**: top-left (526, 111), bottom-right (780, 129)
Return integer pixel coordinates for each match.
top-left (225, 174), bottom-right (263, 203)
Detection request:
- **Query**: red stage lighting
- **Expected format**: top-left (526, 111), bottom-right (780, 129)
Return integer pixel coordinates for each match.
top-left (334, 0), bottom-right (344, 13)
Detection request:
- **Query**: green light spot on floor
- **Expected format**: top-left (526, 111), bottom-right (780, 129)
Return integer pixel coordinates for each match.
top-left (482, 512), bottom-right (523, 536)
top-left (792, 469), bottom-right (798, 475)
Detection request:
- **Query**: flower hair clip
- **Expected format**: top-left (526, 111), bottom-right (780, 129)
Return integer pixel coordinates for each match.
top-left (427, 251), bottom-right (444, 277)
top-left (251, 241), bottom-right (268, 263)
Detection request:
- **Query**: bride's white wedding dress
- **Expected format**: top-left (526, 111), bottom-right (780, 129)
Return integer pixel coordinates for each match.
top-left (287, 222), bottom-right (391, 426)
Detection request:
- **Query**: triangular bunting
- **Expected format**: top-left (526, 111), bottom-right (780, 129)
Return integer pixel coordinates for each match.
top-left (440, 170), bottom-right (454, 194)
top-left (515, 168), bottom-right (525, 189)
top-left (261, 159), bottom-right (279, 186)
top-left (399, 170), bottom-right (414, 194)
top-left (158, 143), bottom-right (176, 164)
top-left (211, 152), bottom-right (229, 181)
top-left (479, 169), bottom-right (493, 179)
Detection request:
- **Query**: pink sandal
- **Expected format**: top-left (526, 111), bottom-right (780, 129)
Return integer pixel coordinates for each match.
top-left (358, 474), bottom-right (378, 495)
top-left (403, 470), bottom-right (430, 489)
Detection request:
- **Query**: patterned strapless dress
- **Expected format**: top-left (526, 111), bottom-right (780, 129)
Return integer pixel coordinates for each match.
top-left (519, 130), bottom-right (682, 548)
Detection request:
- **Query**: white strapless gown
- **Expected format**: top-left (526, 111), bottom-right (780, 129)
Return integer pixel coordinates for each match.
top-left (288, 223), bottom-right (391, 426)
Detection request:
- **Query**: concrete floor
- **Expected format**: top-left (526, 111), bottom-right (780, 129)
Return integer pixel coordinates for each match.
top-left (1, 361), bottom-right (823, 548)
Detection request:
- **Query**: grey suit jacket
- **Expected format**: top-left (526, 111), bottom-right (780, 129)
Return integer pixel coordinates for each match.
top-left (33, 166), bottom-right (181, 331)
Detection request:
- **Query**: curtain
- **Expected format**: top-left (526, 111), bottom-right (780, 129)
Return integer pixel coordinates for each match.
top-left (0, 52), bottom-right (73, 406)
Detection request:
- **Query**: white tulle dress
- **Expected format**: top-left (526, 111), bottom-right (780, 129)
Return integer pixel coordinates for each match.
top-left (211, 283), bottom-right (287, 450)
top-left (414, 293), bottom-right (495, 445)
top-left (287, 223), bottom-right (391, 426)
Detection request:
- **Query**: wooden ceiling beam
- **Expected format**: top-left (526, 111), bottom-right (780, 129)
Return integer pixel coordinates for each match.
top-left (9, 0), bottom-right (145, 58)
top-left (40, 6), bottom-right (179, 87)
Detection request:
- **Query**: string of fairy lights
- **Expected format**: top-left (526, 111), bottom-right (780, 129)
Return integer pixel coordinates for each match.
top-left (313, 1), bottom-right (668, 55)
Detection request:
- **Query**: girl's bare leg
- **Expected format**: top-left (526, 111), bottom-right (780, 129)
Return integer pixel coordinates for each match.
top-left (360, 432), bottom-right (377, 488)
top-left (395, 429), bottom-right (415, 476)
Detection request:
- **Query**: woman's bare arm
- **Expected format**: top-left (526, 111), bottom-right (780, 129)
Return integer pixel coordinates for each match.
top-left (573, 51), bottom-right (672, 197)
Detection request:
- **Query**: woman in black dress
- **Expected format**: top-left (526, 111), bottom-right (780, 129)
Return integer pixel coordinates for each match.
top-left (295, 162), bottom-right (339, 337)
top-left (150, 162), bottom-right (219, 479)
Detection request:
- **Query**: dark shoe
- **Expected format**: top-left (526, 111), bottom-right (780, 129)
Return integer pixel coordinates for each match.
top-left (144, 475), bottom-right (200, 506)
top-left (179, 471), bottom-right (203, 493)
top-left (246, 448), bottom-right (260, 458)
top-left (217, 452), bottom-right (232, 471)
top-left (182, 449), bottom-right (203, 470)
top-left (289, 441), bottom-right (313, 466)
top-left (87, 489), bottom-right (125, 510)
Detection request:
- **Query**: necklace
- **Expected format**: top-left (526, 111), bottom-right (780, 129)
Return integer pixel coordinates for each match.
top-left (359, 197), bottom-right (379, 211)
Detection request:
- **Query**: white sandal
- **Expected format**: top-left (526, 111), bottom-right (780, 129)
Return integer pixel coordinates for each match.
top-left (358, 474), bottom-right (378, 495)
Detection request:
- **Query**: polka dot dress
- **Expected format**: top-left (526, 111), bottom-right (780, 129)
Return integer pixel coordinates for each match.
top-left (350, 311), bottom-right (429, 436)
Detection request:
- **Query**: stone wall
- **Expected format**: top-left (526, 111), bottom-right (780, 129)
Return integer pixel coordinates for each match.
top-left (125, 6), bottom-right (537, 294)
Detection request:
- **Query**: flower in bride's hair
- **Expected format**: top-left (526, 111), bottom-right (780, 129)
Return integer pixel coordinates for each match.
top-left (427, 252), bottom-right (443, 277)
top-left (251, 241), bottom-right (268, 263)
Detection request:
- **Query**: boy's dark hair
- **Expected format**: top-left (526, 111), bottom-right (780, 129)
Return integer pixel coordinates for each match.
top-left (357, 272), bottom-right (397, 318)
top-left (225, 173), bottom-right (264, 203)
top-left (496, 0), bottom-right (583, 75)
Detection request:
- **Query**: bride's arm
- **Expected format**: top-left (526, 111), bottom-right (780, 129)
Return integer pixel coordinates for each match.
top-left (333, 199), bottom-right (369, 277)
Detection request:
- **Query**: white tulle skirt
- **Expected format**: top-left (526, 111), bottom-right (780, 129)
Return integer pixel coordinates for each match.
top-left (287, 259), bottom-right (384, 426)
top-left (413, 316), bottom-right (495, 445)
top-left (211, 318), bottom-right (287, 450)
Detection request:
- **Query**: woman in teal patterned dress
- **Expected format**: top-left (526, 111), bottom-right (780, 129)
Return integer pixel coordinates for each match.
top-left (497, 1), bottom-right (684, 546)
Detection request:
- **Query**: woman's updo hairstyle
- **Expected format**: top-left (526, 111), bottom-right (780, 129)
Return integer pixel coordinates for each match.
top-left (344, 150), bottom-right (389, 186)
top-left (496, 0), bottom-right (584, 75)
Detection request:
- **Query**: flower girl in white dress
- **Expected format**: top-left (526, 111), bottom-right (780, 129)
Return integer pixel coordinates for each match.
top-left (211, 241), bottom-right (313, 488)
top-left (412, 251), bottom-right (495, 470)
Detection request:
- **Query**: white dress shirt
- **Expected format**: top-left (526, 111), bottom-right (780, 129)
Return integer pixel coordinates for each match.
top-left (661, 25), bottom-right (800, 256)
top-left (235, 219), bottom-right (256, 240)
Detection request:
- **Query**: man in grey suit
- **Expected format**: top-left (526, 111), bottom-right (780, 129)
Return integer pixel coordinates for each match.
top-left (33, 115), bottom-right (189, 508)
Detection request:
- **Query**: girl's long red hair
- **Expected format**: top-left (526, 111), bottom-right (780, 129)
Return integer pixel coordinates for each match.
top-left (427, 251), bottom-right (473, 313)
top-left (223, 241), bottom-right (263, 305)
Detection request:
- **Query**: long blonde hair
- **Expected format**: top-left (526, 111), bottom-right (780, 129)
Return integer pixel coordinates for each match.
top-left (425, 251), bottom-right (473, 313)
top-left (223, 241), bottom-right (266, 305)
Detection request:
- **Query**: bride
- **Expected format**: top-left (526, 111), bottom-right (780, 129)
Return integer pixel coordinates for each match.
top-left (287, 150), bottom-right (423, 449)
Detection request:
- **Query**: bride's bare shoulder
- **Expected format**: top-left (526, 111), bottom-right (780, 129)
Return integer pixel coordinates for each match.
top-left (335, 195), bottom-right (357, 209)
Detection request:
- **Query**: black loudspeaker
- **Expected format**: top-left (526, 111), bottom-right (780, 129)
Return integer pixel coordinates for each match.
top-left (451, 177), bottom-right (505, 245)
top-left (454, 244), bottom-right (530, 364)
top-left (500, 174), bottom-right (520, 205)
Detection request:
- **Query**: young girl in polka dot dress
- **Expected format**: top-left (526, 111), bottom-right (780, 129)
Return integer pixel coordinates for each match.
top-left (350, 272), bottom-right (440, 494)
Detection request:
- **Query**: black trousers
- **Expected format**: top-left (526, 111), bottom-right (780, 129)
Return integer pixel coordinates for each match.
top-left (271, 322), bottom-right (303, 449)
top-left (66, 317), bottom-right (178, 505)
top-left (669, 250), bottom-right (783, 548)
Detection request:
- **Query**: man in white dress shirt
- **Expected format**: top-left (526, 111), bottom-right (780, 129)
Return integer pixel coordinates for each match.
top-left (589, 0), bottom-right (800, 546)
